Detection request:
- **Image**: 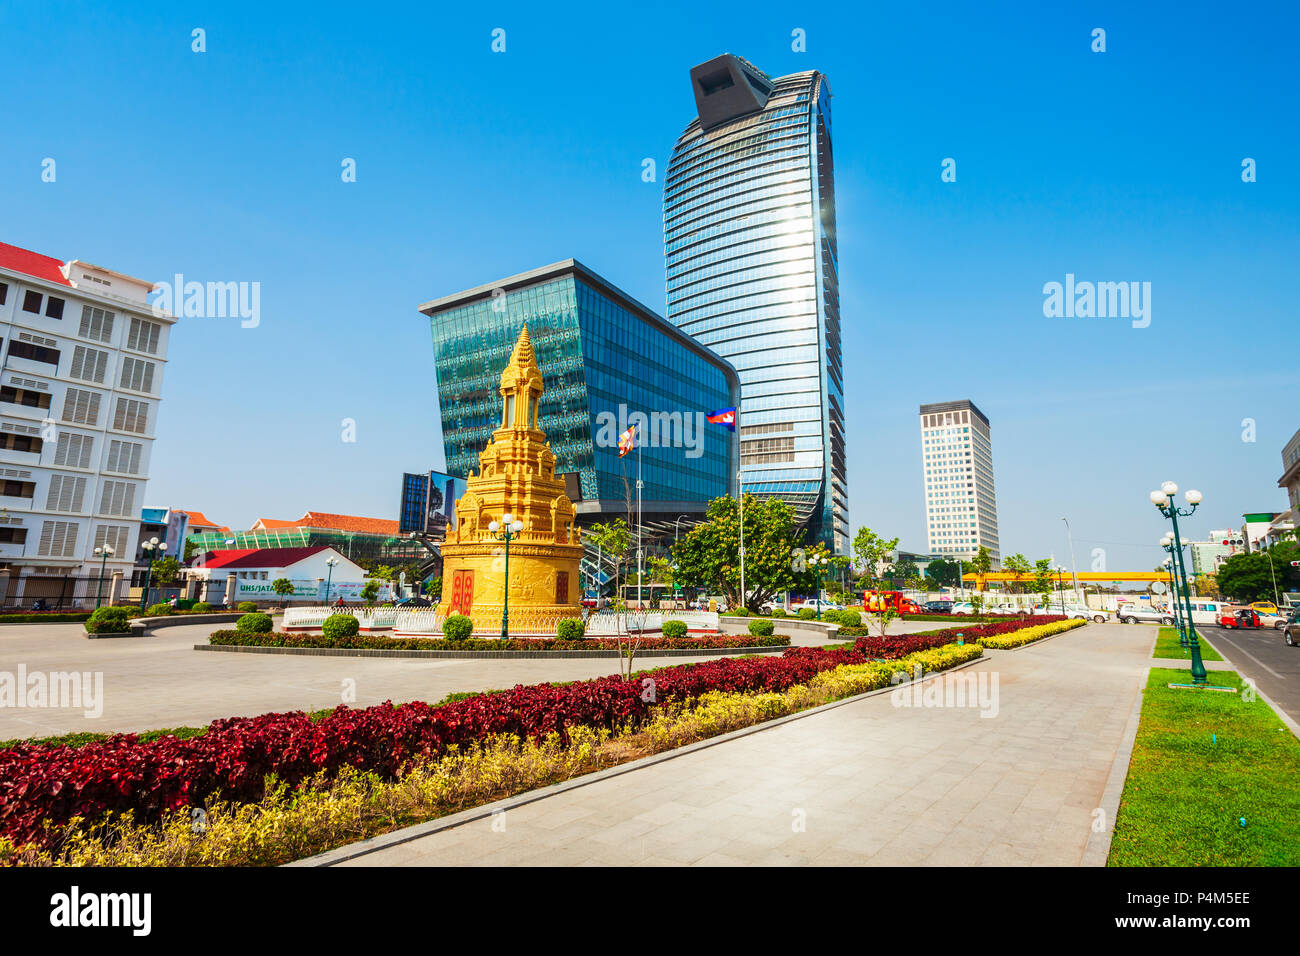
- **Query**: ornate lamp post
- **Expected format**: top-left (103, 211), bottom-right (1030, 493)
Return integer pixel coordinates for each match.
top-left (810, 552), bottom-right (828, 620)
top-left (1150, 482), bottom-right (1208, 686)
top-left (93, 544), bottom-right (114, 608)
top-left (1160, 535), bottom-right (1189, 648)
top-left (489, 513), bottom-right (524, 638)
top-left (139, 538), bottom-right (166, 610)
top-left (323, 556), bottom-right (340, 605)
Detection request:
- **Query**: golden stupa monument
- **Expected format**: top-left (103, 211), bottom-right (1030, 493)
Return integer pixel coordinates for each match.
top-left (436, 324), bottom-right (584, 634)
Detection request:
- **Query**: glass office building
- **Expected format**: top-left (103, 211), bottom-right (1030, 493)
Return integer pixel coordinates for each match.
top-left (419, 260), bottom-right (739, 534)
top-left (664, 54), bottom-right (847, 554)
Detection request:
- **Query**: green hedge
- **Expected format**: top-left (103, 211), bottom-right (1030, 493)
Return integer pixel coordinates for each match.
top-left (748, 619), bottom-right (775, 637)
top-left (0, 612), bottom-right (92, 624)
top-left (236, 601), bottom-right (258, 613)
top-left (85, 606), bottom-right (132, 634)
top-left (661, 619), bottom-right (687, 639)
top-left (235, 612), bottom-right (273, 634)
top-left (321, 614), bottom-right (360, 641)
top-left (208, 629), bottom-right (793, 652)
top-left (556, 618), bottom-right (585, 641)
top-left (443, 614), bottom-right (473, 642)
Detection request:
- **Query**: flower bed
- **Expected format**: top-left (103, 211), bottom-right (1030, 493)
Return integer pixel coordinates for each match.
top-left (975, 618), bottom-right (1086, 648)
top-left (0, 611), bottom-right (93, 624)
top-left (207, 630), bottom-right (789, 652)
top-left (1, 642), bottom-right (984, 866)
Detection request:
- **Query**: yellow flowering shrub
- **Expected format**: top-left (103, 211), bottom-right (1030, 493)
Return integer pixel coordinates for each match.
top-left (976, 618), bottom-right (1086, 649)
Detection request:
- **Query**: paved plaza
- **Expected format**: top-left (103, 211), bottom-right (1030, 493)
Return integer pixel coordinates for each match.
top-left (0, 617), bottom-right (954, 739)
top-left (330, 623), bottom-right (1152, 867)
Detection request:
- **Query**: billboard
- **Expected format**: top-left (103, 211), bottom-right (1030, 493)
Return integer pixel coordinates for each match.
top-left (233, 578), bottom-right (392, 602)
top-left (423, 471), bottom-right (466, 540)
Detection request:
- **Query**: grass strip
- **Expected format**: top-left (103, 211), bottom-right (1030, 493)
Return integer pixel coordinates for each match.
top-left (1151, 626), bottom-right (1224, 662)
top-left (1108, 666), bottom-right (1300, 866)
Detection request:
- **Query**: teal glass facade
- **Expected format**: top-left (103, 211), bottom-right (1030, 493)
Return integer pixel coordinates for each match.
top-left (423, 262), bottom-right (738, 525)
top-left (665, 59), bottom-right (847, 554)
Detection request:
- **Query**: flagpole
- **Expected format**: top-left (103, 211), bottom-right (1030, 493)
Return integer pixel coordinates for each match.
top-left (737, 409), bottom-right (745, 612)
top-left (636, 424), bottom-right (643, 612)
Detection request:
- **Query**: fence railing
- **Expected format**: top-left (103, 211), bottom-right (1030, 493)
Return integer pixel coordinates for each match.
top-left (282, 605), bottom-right (720, 637)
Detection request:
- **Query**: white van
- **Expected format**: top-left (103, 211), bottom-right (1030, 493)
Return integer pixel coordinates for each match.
top-left (1184, 600), bottom-right (1231, 625)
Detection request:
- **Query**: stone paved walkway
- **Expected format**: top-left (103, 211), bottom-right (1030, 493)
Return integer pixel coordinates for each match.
top-left (336, 623), bottom-right (1151, 866)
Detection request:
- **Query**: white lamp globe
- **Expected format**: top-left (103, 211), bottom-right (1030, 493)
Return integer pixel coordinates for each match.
top-left (511, 521), bottom-right (523, 534)
top-left (1185, 489), bottom-right (1203, 505)
top-left (1150, 490), bottom-right (1166, 505)
top-left (488, 520), bottom-right (500, 533)
top-left (1161, 481), bottom-right (1178, 495)
top-left (1162, 557), bottom-right (1171, 567)
top-left (502, 513), bottom-right (513, 525)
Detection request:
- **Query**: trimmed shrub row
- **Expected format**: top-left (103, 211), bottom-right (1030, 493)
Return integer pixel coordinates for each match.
top-left (207, 629), bottom-right (791, 652)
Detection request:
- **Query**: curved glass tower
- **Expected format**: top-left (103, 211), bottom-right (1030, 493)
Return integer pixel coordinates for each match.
top-left (664, 54), bottom-right (847, 554)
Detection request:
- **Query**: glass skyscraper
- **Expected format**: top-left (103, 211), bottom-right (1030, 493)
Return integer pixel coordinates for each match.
top-left (664, 54), bottom-right (847, 555)
top-left (419, 260), bottom-right (739, 534)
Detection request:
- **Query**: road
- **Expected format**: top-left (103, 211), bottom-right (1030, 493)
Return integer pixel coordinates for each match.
top-left (1200, 623), bottom-right (1300, 722)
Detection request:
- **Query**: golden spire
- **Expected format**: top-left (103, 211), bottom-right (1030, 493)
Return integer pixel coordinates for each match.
top-left (498, 324), bottom-right (544, 431)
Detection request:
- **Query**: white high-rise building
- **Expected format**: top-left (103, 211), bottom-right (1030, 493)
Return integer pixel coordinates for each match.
top-left (0, 241), bottom-right (175, 607)
top-left (920, 400), bottom-right (1000, 565)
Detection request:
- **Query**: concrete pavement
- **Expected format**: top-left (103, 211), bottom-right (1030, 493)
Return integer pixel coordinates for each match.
top-left (329, 622), bottom-right (1152, 867)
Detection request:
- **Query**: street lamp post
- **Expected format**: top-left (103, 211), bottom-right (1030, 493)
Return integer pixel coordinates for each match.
top-left (1061, 516), bottom-right (1081, 603)
top-left (93, 545), bottom-right (114, 608)
top-left (1151, 482), bottom-right (1208, 686)
top-left (810, 553), bottom-right (828, 620)
top-left (323, 556), bottom-right (340, 605)
top-left (489, 513), bottom-right (524, 639)
top-left (1160, 533), bottom-right (1189, 648)
top-left (139, 538), bottom-right (166, 610)
top-left (1055, 565), bottom-right (1067, 615)
top-left (1159, 551), bottom-right (1185, 645)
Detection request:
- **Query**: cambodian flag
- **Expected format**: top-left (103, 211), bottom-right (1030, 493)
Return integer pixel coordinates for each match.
top-left (707, 407), bottom-right (737, 431)
top-left (618, 423), bottom-right (637, 457)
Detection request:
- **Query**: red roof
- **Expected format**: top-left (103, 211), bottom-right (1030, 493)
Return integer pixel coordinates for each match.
top-left (0, 242), bottom-right (72, 287)
top-left (177, 509), bottom-right (224, 530)
top-left (199, 546), bottom-right (331, 569)
top-left (250, 512), bottom-right (399, 535)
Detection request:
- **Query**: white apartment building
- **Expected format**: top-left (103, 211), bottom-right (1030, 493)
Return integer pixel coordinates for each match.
top-left (0, 241), bottom-right (175, 607)
top-left (920, 399), bottom-right (1000, 566)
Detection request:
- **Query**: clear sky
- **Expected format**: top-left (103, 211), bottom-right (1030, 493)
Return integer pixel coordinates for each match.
top-left (1, 0), bottom-right (1296, 571)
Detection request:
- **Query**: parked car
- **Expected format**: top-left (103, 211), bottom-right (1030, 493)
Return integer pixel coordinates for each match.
top-left (1218, 608), bottom-right (1261, 629)
top-left (1116, 604), bottom-right (1176, 625)
top-left (1257, 611), bottom-right (1288, 629)
top-left (988, 602), bottom-right (1030, 616)
top-left (1032, 603), bottom-right (1109, 623)
top-left (1285, 609), bottom-right (1300, 647)
top-left (921, 600), bottom-right (954, 614)
top-left (949, 602), bottom-right (976, 615)
top-left (788, 600), bottom-right (843, 614)
top-left (1251, 601), bottom-right (1281, 616)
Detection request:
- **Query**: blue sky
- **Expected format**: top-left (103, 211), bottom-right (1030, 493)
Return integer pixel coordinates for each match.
top-left (1, 0), bottom-right (1296, 570)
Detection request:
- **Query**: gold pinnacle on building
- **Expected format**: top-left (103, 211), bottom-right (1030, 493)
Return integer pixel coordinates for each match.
top-left (436, 324), bottom-right (583, 634)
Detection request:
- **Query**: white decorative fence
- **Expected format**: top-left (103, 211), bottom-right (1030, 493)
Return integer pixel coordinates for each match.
top-left (281, 605), bottom-right (719, 638)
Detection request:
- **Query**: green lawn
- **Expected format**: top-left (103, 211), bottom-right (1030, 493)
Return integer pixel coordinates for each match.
top-left (1151, 626), bottom-right (1224, 662)
top-left (1108, 667), bottom-right (1300, 866)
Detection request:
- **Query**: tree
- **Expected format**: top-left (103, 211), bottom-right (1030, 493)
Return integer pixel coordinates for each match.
top-left (851, 527), bottom-right (900, 592)
top-left (182, 538), bottom-right (200, 563)
top-left (672, 494), bottom-right (801, 612)
top-left (894, 556), bottom-right (920, 590)
top-left (1032, 558), bottom-right (1055, 603)
top-left (1002, 553), bottom-right (1032, 594)
top-left (1217, 543), bottom-right (1300, 603)
top-left (151, 556), bottom-right (181, 587)
top-left (360, 580), bottom-right (381, 604)
top-left (586, 519), bottom-right (631, 597)
top-left (425, 575), bottom-right (442, 602)
top-left (272, 577), bottom-right (295, 606)
top-left (925, 558), bottom-right (960, 589)
top-left (970, 547), bottom-right (993, 591)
